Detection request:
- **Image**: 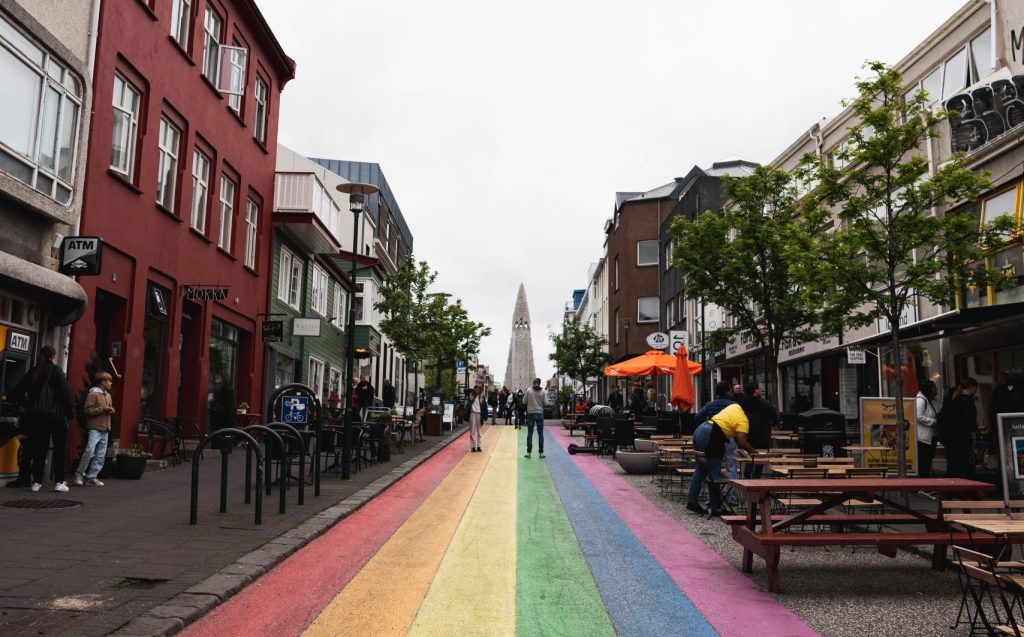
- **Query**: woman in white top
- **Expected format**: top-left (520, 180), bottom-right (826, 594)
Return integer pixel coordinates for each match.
top-left (915, 379), bottom-right (940, 477)
top-left (468, 389), bottom-right (483, 453)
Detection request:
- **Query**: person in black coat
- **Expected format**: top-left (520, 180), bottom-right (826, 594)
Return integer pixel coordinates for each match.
top-left (943, 377), bottom-right (979, 478)
top-left (381, 379), bottom-right (395, 409)
top-left (629, 383), bottom-right (646, 416)
top-left (608, 386), bottom-right (624, 413)
top-left (11, 345), bottom-right (75, 492)
top-left (739, 381), bottom-right (777, 478)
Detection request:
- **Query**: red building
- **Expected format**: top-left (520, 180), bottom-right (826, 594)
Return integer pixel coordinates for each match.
top-left (68, 0), bottom-right (294, 445)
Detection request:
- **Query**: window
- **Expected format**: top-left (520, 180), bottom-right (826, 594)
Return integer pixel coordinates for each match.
top-left (333, 282), bottom-right (346, 327)
top-left (253, 76), bottom-right (268, 144)
top-left (637, 296), bottom-right (659, 323)
top-left (981, 186), bottom-right (1020, 238)
top-left (969, 27), bottom-right (992, 82)
top-left (908, 25), bottom-right (993, 107)
top-left (110, 74), bottom-right (140, 178)
top-left (311, 264), bottom-right (328, 315)
top-left (190, 148), bottom-right (210, 231)
top-left (354, 282), bottom-right (364, 322)
top-left (328, 368), bottom-right (341, 402)
top-left (202, 5), bottom-right (222, 82)
top-left (614, 309), bottom-right (620, 344)
top-left (0, 14), bottom-right (82, 204)
top-left (614, 257), bottom-right (619, 290)
top-left (156, 117), bottom-right (180, 210)
top-left (637, 240), bottom-right (658, 266)
top-left (277, 246), bottom-right (301, 308)
top-left (308, 356), bottom-right (325, 398)
top-left (942, 48), bottom-right (968, 100)
top-left (217, 173), bottom-right (235, 251)
top-left (170, 0), bottom-right (192, 50)
top-left (227, 39), bottom-right (245, 113)
top-left (664, 239), bottom-right (675, 271)
top-left (244, 198), bottom-right (258, 269)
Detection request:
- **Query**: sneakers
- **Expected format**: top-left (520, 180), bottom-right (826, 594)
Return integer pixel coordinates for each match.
top-left (85, 478), bottom-right (104, 487)
top-left (524, 453), bottom-right (531, 458)
top-left (539, 453), bottom-right (546, 458)
top-left (30, 483), bottom-right (42, 492)
top-left (53, 482), bottom-right (69, 493)
top-left (72, 474), bottom-right (85, 486)
top-left (475, 447), bottom-right (481, 452)
top-left (685, 502), bottom-right (707, 515)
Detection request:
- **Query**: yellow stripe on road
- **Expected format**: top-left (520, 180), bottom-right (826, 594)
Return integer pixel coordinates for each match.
top-left (409, 426), bottom-right (518, 637)
top-left (303, 429), bottom-right (498, 637)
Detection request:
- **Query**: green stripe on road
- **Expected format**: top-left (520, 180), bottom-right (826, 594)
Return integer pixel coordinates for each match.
top-left (516, 432), bottom-right (615, 637)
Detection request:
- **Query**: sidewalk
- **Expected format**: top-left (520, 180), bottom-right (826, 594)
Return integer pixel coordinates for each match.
top-left (0, 425), bottom-right (467, 636)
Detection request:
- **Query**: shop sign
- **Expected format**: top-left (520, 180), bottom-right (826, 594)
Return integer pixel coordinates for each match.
top-left (292, 318), bottom-right (321, 337)
top-left (185, 286), bottom-right (228, 301)
top-left (262, 320), bottom-right (283, 342)
top-left (669, 330), bottom-right (688, 354)
top-left (847, 348), bottom-right (866, 364)
top-left (645, 331), bottom-right (669, 350)
top-left (996, 413), bottom-right (1024, 503)
top-left (58, 236), bottom-right (102, 276)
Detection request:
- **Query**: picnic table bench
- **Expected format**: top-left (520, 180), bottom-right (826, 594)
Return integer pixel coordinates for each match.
top-left (727, 477), bottom-right (995, 593)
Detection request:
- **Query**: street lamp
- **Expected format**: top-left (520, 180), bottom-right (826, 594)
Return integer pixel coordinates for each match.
top-left (336, 181), bottom-right (379, 480)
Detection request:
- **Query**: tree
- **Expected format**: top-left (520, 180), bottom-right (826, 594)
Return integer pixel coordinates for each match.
top-left (798, 61), bottom-right (1001, 477)
top-left (549, 314), bottom-right (609, 401)
top-left (668, 164), bottom-right (826, 406)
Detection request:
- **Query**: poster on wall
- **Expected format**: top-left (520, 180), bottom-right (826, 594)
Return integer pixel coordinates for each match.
top-left (859, 397), bottom-right (917, 474)
top-left (996, 413), bottom-right (1024, 505)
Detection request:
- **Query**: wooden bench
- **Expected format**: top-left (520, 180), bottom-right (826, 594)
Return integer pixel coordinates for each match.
top-left (721, 513), bottom-right (940, 526)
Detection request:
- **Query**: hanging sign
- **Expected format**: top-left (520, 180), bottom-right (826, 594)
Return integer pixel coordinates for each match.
top-left (669, 330), bottom-right (688, 354)
top-left (645, 332), bottom-right (669, 350)
top-left (293, 318), bottom-right (321, 337)
top-left (847, 348), bottom-right (866, 364)
top-left (262, 320), bottom-right (283, 342)
top-left (58, 236), bottom-right (102, 275)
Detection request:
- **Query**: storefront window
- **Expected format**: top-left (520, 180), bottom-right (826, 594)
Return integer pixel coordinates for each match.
top-left (783, 359), bottom-right (821, 414)
top-left (207, 318), bottom-right (239, 429)
top-left (141, 284), bottom-right (169, 417)
top-left (275, 353), bottom-right (294, 389)
top-left (879, 341), bottom-right (942, 399)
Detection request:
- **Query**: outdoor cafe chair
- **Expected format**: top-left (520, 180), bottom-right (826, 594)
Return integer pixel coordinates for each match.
top-left (952, 544), bottom-right (1024, 636)
top-left (138, 417), bottom-right (182, 466)
top-left (612, 417), bottom-right (636, 454)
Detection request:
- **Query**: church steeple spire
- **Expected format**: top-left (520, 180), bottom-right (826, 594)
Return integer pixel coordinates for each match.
top-left (503, 283), bottom-right (537, 392)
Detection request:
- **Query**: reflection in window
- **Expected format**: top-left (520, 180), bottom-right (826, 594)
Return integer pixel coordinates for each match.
top-left (637, 296), bottom-right (659, 323)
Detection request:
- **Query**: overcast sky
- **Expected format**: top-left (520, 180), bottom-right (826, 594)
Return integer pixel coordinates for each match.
top-left (255, 0), bottom-right (967, 383)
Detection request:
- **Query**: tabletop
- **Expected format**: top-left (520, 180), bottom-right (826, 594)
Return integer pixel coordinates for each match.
top-left (730, 477), bottom-right (994, 494)
top-left (950, 518), bottom-right (1024, 537)
top-left (769, 465), bottom-right (850, 477)
top-left (842, 445), bottom-right (893, 452)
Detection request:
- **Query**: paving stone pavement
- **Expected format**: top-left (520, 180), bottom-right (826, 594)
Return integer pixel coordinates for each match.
top-left (0, 426), bottom-right (466, 636)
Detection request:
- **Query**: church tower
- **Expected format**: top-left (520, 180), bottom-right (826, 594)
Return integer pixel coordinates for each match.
top-left (503, 283), bottom-right (537, 392)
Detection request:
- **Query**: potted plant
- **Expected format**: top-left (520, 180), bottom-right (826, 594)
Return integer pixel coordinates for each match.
top-left (236, 401), bottom-right (249, 415)
top-left (115, 443), bottom-right (151, 479)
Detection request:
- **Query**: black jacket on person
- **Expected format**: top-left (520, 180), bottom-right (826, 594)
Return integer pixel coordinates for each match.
top-left (382, 383), bottom-right (396, 408)
top-left (608, 391), bottom-right (624, 413)
top-left (11, 361), bottom-right (74, 427)
top-left (629, 389), bottom-right (645, 415)
top-left (355, 380), bottom-right (375, 408)
top-left (943, 393), bottom-right (978, 444)
top-left (739, 395), bottom-right (777, 449)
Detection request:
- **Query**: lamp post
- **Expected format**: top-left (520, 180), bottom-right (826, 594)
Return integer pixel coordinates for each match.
top-left (336, 181), bottom-right (379, 480)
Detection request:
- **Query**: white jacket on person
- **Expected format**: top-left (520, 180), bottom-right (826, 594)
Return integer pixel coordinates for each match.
top-left (915, 391), bottom-right (940, 445)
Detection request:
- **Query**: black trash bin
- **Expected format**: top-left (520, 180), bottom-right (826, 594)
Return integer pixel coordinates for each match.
top-left (796, 408), bottom-right (848, 458)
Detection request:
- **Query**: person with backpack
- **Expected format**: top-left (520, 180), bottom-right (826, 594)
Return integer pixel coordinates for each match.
top-left (914, 379), bottom-right (940, 478)
top-left (942, 377), bottom-right (980, 478)
top-left (12, 345), bottom-right (75, 492)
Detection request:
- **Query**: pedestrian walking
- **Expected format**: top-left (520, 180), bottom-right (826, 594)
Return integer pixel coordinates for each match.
top-left (11, 345), bottom-right (75, 492)
top-left (943, 377), bottom-right (979, 478)
top-left (465, 389), bottom-right (484, 452)
top-left (355, 376), bottom-right (374, 422)
top-left (629, 383), bottom-right (646, 416)
top-left (608, 385), bottom-right (624, 413)
top-left (488, 389), bottom-right (498, 425)
top-left (73, 371), bottom-right (115, 487)
top-left (381, 378), bottom-right (395, 409)
top-left (687, 401), bottom-right (761, 516)
top-left (914, 379), bottom-right (940, 478)
top-left (513, 389), bottom-right (525, 429)
top-left (523, 378), bottom-right (546, 458)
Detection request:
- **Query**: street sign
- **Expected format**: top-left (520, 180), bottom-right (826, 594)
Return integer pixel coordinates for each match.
top-left (645, 332), bottom-right (669, 350)
top-left (293, 318), bottom-right (321, 337)
top-left (58, 236), bottom-right (102, 275)
top-left (847, 348), bottom-right (866, 364)
top-left (456, 360), bottom-right (467, 374)
top-left (669, 330), bottom-right (688, 354)
top-left (281, 396), bottom-right (309, 424)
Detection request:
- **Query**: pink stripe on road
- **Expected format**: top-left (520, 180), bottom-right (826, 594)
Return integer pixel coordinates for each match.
top-left (182, 430), bottom-right (470, 637)
top-left (550, 428), bottom-right (818, 637)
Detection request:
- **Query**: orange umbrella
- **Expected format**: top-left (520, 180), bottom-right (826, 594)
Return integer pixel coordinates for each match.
top-left (604, 350), bottom-right (702, 377)
top-left (670, 344), bottom-right (696, 412)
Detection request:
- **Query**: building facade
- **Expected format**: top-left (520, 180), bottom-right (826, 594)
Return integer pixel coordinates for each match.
top-left (67, 0), bottom-right (294, 444)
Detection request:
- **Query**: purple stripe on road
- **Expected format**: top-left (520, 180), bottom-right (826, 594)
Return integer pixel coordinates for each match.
top-left (550, 427), bottom-right (818, 637)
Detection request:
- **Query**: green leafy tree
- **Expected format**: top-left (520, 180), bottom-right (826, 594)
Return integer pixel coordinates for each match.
top-left (798, 61), bottom-right (1002, 477)
top-left (549, 314), bottom-right (609, 401)
top-left (668, 165), bottom-right (825, 405)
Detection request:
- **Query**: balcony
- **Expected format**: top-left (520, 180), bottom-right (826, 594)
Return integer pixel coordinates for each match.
top-left (273, 173), bottom-right (343, 255)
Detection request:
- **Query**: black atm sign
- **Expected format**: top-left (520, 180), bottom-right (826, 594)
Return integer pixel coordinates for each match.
top-left (59, 236), bottom-right (103, 276)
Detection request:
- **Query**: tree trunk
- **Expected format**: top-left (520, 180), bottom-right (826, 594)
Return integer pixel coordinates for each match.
top-left (891, 332), bottom-right (907, 479)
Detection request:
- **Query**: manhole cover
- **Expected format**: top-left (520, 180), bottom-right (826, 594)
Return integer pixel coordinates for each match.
top-left (0, 499), bottom-right (82, 510)
top-left (114, 577), bottom-right (169, 589)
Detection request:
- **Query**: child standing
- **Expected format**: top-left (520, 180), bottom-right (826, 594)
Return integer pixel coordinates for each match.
top-left (73, 372), bottom-right (114, 487)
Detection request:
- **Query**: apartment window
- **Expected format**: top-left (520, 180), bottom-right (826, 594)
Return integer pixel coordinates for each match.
top-left (110, 74), bottom-right (141, 178)
top-left (332, 282), bottom-right (346, 328)
top-left (217, 173), bottom-right (235, 251)
top-left (190, 148), bottom-right (210, 231)
top-left (244, 198), bottom-right (258, 269)
top-left (637, 240), bottom-right (658, 266)
top-left (664, 239), bottom-right (675, 271)
top-left (227, 39), bottom-right (245, 113)
top-left (969, 27), bottom-right (992, 82)
top-left (614, 257), bottom-right (619, 290)
top-left (170, 0), bottom-right (192, 50)
top-left (0, 14), bottom-right (82, 204)
top-left (637, 296), bottom-right (659, 323)
top-left (277, 246), bottom-right (301, 309)
top-left (253, 76), bottom-right (268, 144)
top-left (311, 264), bottom-right (328, 315)
top-left (908, 25), bottom-right (992, 107)
top-left (308, 356), bottom-right (325, 398)
top-left (981, 185), bottom-right (1020, 238)
top-left (354, 282), bottom-right (364, 322)
top-left (156, 117), bottom-right (181, 210)
top-left (614, 309), bottom-right (620, 344)
top-left (201, 5), bottom-right (222, 82)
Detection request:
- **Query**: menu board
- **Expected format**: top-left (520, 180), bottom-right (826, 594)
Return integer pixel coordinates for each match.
top-left (996, 413), bottom-right (1024, 505)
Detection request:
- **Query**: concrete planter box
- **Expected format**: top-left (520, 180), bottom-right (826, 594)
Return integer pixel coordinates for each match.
top-left (615, 451), bottom-right (657, 474)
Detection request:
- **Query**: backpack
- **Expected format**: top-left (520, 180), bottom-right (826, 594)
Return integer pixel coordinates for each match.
top-left (28, 366), bottom-right (60, 418)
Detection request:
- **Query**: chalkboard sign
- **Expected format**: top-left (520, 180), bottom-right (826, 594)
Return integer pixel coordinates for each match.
top-left (262, 320), bottom-right (283, 342)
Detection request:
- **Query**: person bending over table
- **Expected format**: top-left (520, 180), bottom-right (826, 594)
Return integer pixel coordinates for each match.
top-left (686, 402), bottom-right (761, 516)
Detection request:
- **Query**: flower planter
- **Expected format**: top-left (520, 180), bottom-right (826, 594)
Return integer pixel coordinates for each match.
top-left (115, 455), bottom-right (147, 479)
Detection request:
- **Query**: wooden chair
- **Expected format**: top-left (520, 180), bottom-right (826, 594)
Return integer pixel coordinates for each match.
top-left (952, 545), bottom-right (1024, 636)
top-left (844, 467), bottom-right (888, 478)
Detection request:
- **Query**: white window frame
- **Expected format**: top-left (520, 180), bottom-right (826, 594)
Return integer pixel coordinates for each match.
top-left (277, 246), bottom-right (301, 309)
top-left (637, 296), bottom-right (659, 324)
top-left (190, 148), bottom-right (210, 231)
top-left (156, 117), bottom-right (180, 210)
top-left (328, 368), bottom-right (342, 400)
top-left (637, 239), bottom-right (658, 267)
top-left (354, 282), bottom-right (364, 322)
top-left (244, 198), bottom-right (258, 269)
top-left (170, 0), bottom-right (192, 50)
top-left (201, 5), bottom-right (222, 82)
top-left (311, 264), bottom-right (328, 315)
top-left (226, 40), bottom-right (246, 112)
top-left (253, 76), bottom-right (268, 144)
top-left (217, 173), bottom-right (235, 251)
top-left (0, 14), bottom-right (83, 204)
top-left (308, 356), bottom-right (325, 399)
top-left (110, 74), bottom-right (140, 178)
top-left (332, 282), bottom-right (345, 328)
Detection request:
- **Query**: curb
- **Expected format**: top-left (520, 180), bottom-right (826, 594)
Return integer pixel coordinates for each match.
top-left (110, 428), bottom-right (465, 636)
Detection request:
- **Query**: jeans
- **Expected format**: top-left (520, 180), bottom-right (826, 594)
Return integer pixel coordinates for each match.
top-left (687, 422), bottom-right (723, 511)
top-left (526, 413), bottom-right (544, 453)
top-left (725, 438), bottom-right (738, 479)
top-left (77, 430), bottom-right (109, 478)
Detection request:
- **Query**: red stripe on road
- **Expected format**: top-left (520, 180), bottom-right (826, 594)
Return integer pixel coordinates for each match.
top-left (182, 431), bottom-right (470, 637)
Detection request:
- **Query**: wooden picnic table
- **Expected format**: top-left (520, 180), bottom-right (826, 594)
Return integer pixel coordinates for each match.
top-left (726, 477), bottom-right (994, 593)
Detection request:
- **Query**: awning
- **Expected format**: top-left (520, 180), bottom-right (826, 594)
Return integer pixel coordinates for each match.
top-left (843, 301), bottom-right (1024, 349)
top-left (0, 251), bottom-right (87, 325)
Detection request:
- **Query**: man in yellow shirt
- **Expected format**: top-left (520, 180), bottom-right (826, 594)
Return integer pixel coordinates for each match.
top-left (686, 402), bottom-right (761, 516)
